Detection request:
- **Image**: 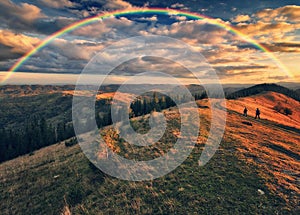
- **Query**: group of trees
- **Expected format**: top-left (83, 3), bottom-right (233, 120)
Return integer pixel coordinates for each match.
top-left (0, 117), bottom-right (75, 163)
top-left (129, 93), bottom-right (176, 117)
top-left (129, 91), bottom-right (206, 117)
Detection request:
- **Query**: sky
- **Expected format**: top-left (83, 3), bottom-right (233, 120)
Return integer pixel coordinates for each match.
top-left (0, 0), bottom-right (300, 85)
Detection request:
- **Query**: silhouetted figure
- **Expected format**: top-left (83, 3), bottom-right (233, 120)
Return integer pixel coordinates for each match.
top-left (255, 108), bottom-right (260, 119)
top-left (243, 107), bottom-right (248, 116)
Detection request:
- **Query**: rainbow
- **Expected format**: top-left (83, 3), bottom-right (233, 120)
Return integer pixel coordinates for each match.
top-left (4, 7), bottom-right (291, 83)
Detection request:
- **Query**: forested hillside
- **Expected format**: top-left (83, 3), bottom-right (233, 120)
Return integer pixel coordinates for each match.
top-left (0, 87), bottom-right (196, 163)
top-left (227, 83), bottom-right (300, 101)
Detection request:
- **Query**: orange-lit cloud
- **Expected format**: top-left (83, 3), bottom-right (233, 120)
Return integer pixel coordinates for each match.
top-left (231, 14), bottom-right (251, 23)
top-left (232, 5), bottom-right (300, 55)
top-left (256, 5), bottom-right (300, 22)
top-left (0, 0), bottom-right (45, 23)
top-left (0, 30), bottom-right (40, 54)
top-left (41, 0), bottom-right (76, 9)
top-left (235, 21), bottom-right (299, 41)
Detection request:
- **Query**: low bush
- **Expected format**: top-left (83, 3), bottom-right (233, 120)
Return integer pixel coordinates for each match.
top-left (64, 137), bottom-right (78, 147)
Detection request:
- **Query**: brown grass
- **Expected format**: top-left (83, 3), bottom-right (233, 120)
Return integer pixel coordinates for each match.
top-left (227, 91), bottom-right (300, 129)
top-left (223, 92), bottom-right (300, 205)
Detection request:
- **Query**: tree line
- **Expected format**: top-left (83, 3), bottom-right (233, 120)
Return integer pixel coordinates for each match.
top-left (226, 83), bottom-right (300, 102)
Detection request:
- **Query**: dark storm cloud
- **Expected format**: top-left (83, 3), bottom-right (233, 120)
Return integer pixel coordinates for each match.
top-left (0, 44), bottom-right (23, 61)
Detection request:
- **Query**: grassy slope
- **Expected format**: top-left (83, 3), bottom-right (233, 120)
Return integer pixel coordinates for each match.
top-left (224, 93), bottom-right (300, 207)
top-left (0, 94), bottom-right (299, 214)
top-left (227, 91), bottom-right (300, 129)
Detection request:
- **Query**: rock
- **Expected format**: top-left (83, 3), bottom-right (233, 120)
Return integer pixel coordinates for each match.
top-left (53, 175), bottom-right (60, 179)
top-left (257, 189), bottom-right (265, 195)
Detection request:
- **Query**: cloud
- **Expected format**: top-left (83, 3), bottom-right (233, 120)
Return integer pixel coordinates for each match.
top-left (40, 0), bottom-right (76, 8)
top-left (231, 14), bottom-right (251, 23)
top-left (235, 21), bottom-right (299, 38)
top-left (210, 64), bottom-right (274, 82)
top-left (102, 0), bottom-right (132, 10)
top-left (169, 15), bottom-right (187, 21)
top-left (137, 16), bottom-right (158, 22)
top-left (146, 20), bottom-right (232, 45)
top-left (72, 16), bottom-right (147, 38)
top-left (232, 5), bottom-right (300, 47)
top-left (49, 39), bottom-right (108, 61)
top-left (0, 30), bottom-right (40, 56)
top-left (215, 64), bottom-right (271, 73)
top-left (111, 56), bottom-right (193, 79)
top-left (72, 21), bottom-right (112, 37)
top-left (255, 5), bottom-right (300, 22)
top-left (262, 42), bottom-right (300, 53)
top-left (234, 19), bottom-right (300, 48)
top-left (170, 2), bottom-right (189, 10)
top-left (0, 0), bottom-right (48, 32)
top-left (0, 0), bottom-right (45, 31)
top-left (34, 16), bottom-right (78, 35)
top-left (0, 44), bottom-right (21, 61)
top-left (70, 0), bottom-right (133, 18)
top-left (203, 44), bottom-right (259, 65)
top-left (171, 3), bottom-right (185, 8)
top-left (49, 39), bottom-right (93, 60)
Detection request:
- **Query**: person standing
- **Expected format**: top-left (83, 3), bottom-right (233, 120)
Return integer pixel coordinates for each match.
top-left (243, 107), bottom-right (248, 116)
top-left (255, 108), bottom-right (260, 119)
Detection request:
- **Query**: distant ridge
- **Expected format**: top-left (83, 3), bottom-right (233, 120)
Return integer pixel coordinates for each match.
top-left (226, 83), bottom-right (300, 102)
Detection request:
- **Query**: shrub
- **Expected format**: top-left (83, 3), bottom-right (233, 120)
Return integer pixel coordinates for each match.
top-left (273, 103), bottom-right (292, 116)
top-left (283, 108), bottom-right (293, 116)
top-left (64, 137), bottom-right (78, 147)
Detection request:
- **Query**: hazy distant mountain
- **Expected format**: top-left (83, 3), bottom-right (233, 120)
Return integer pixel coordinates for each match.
top-left (275, 82), bottom-right (300, 90)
